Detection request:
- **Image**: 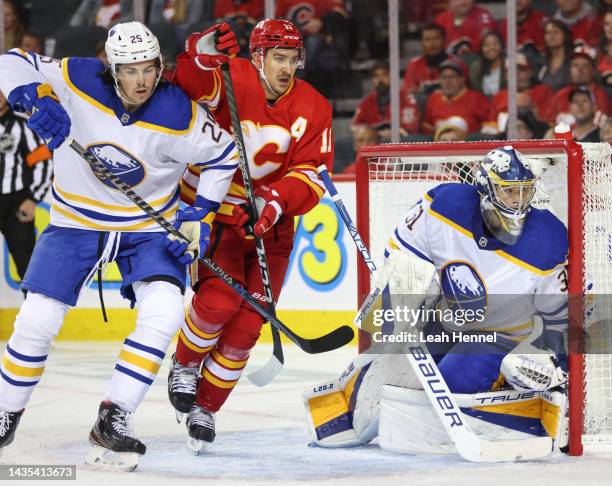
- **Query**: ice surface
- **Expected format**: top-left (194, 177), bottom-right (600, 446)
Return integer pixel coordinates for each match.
top-left (1, 341), bottom-right (611, 486)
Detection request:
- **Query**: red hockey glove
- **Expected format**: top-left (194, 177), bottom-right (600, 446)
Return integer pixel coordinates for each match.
top-left (186, 22), bottom-right (239, 70)
top-left (252, 185), bottom-right (284, 236)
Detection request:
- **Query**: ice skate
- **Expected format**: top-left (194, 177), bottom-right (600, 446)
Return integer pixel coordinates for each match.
top-left (186, 404), bottom-right (215, 455)
top-left (85, 401), bottom-right (145, 471)
top-left (0, 409), bottom-right (23, 459)
top-left (168, 354), bottom-right (199, 423)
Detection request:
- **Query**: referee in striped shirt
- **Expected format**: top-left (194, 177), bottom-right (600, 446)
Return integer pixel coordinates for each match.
top-left (0, 89), bottom-right (52, 280)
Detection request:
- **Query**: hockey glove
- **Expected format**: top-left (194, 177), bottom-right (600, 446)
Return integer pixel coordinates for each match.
top-left (186, 22), bottom-right (239, 70)
top-left (9, 82), bottom-right (71, 150)
top-left (500, 344), bottom-right (567, 392)
top-left (232, 203), bottom-right (256, 238)
top-left (166, 197), bottom-right (218, 264)
top-left (252, 185), bottom-right (284, 236)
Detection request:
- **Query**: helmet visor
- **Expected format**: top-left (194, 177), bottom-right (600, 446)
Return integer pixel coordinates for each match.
top-left (492, 181), bottom-right (535, 213)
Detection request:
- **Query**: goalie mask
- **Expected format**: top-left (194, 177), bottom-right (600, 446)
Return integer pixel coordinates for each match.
top-left (475, 146), bottom-right (536, 245)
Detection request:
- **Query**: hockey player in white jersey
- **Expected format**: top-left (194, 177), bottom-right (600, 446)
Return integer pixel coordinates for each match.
top-left (0, 22), bottom-right (239, 470)
top-left (304, 146), bottom-right (569, 458)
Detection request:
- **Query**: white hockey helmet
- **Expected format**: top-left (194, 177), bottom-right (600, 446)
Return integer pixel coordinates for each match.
top-left (105, 22), bottom-right (162, 74)
top-left (104, 22), bottom-right (164, 105)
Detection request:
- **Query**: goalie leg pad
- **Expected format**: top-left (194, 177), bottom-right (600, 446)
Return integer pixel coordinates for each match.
top-left (303, 353), bottom-right (377, 447)
top-left (379, 386), bottom-right (560, 456)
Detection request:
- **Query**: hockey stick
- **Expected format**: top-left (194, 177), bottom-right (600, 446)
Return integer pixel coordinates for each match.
top-left (221, 63), bottom-right (283, 387)
top-left (67, 138), bottom-right (353, 354)
top-left (317, 165), bottom-right (384, 329)
top-left (316, 165), bottom-right (553, 462)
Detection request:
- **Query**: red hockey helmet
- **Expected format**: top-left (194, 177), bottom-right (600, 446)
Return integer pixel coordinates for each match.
top-left (249, 19), bottom-right (305, 68)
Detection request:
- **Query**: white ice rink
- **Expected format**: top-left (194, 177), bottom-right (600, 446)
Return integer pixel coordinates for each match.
top-left (1, 341), bottom-right (612, 486)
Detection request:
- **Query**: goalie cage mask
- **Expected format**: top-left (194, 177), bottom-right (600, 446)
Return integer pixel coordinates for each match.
top-left (475, 146), bottom-right (536, 245)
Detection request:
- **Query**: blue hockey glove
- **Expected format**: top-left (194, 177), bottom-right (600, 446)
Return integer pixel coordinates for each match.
top-left (165, 197), bottom-right (218, 264)
top-left (9, 82), bottom-right (71, 150)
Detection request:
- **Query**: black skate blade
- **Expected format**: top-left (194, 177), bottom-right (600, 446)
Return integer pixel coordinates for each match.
top-left (85, 445), bottom-right (140, 472)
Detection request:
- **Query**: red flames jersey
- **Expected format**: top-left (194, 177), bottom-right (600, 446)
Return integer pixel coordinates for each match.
top-left (172, 55), bottom-right (333, 226)
top-left (499, 9), bottom-right (548, 53)
top-left (570, 13), bottom-right (600, 48)
top-left (434, 5), bottom-right (497, 55)
top-left (423, 88), bottom-right (497, 134)
top-left (545, 83), bottom-right (611, 124)
top-left (492, 84), bottom-right (553, 123)
top-left (352, 90), bottom-right (421, 134)
top-left (402, 55), bottom-right (442, 94)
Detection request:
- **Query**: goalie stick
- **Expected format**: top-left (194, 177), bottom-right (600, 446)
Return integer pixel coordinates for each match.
top-left (67, 138), bottom-right (353, 354)
top-left (316, 165), bottom-right (382, 329)
top-left (221, 64), bottom-right (283, 387)
top-left (317, 165), bottom-right (553, 462)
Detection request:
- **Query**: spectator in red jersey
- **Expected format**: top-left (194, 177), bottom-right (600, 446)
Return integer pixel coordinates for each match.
top-left (434, 0), bottom-right (497, 56)
top-left (402, 23), bottom-right (449, 96)
top-left (19, 33), bottom-right (43, 55)
top-left (469, 31), bottom-right (506, 98)
top-left (568, 86), bottom-right (602, 142)
top-left (352, 61), bottom-right (421, 141)
top-left (546, 46), bottom-right (610, 124)
top-left (538, 19), bottom-right (573, 91)
top-left (553, 0), bottom-right (600, 47)
top-left (276, 0), bottom-right (350, 96)
top-left (493, 52), bottom-right (553, 131)
top-left (499, 0), bottom-right (548, 56)
top-left (422, 58), bottom-right (497, 135)
top-left (341, 125), bottom-right (381, 174)
top-left (598, 9), bottom-right (612, 92)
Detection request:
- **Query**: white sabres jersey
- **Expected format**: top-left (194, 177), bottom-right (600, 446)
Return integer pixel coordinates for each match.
top-left (388, 183), bottom-right (568, 342)
top-left (0, 50), bottom-right (239, 232)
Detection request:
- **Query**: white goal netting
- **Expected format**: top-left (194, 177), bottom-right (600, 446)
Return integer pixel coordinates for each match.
top-left (358, 141), bottom-right (612, 446)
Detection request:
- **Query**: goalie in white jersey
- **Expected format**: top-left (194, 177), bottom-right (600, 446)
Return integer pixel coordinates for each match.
top-left (304, 146), bottom-right (570, 457)
top-left (0, 22), bottom-right (239, 470)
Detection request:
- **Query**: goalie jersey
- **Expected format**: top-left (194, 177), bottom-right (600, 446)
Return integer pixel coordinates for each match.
top-left (0, 49), bottom-right (238, 231)
top-left (388, 183), bottom-right (568, 343)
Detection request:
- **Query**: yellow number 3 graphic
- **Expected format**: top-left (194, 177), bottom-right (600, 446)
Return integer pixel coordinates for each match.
top-left (299, 202), bottom-right (344, 288)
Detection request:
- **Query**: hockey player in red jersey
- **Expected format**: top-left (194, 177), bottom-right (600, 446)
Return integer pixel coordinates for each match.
top-left (166, 19), bottom-right (334, 454)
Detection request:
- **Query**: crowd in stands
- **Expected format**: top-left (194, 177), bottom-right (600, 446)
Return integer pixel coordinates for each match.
top-left (2, 0), bottom-right (611, 174)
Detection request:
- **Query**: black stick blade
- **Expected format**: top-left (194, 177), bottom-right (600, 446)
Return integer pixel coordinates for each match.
top-left (298, 325), bottom-right (355, 354)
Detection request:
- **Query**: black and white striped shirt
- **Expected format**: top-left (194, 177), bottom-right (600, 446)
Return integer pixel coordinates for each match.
top-left (0, 110), bottom-right (53, 201)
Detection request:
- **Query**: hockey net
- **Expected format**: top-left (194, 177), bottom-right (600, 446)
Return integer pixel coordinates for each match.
top-left (355, 140), bottom-right (612, 456)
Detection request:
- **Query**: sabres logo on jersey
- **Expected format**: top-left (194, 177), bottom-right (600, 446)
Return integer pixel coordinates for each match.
top-left (440, 261), bottom-right (487, 318)
top-left (89, 143), bottom-right (146, 189)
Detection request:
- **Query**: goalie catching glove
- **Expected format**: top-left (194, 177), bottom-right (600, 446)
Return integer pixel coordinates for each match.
top-left (233, 185), bottom-right (284, 237)
top-left (165, 196), bottom-right (218, 264)
top-left (8, 82), bottom-right (71, 150)
top-left (500, 344), bottom-right (567, 392)
top-left (186, 22), bottom-right (240, 70)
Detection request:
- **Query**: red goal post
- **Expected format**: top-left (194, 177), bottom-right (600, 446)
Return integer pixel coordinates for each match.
top-left (354, 140), bottom-right (612, 456)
